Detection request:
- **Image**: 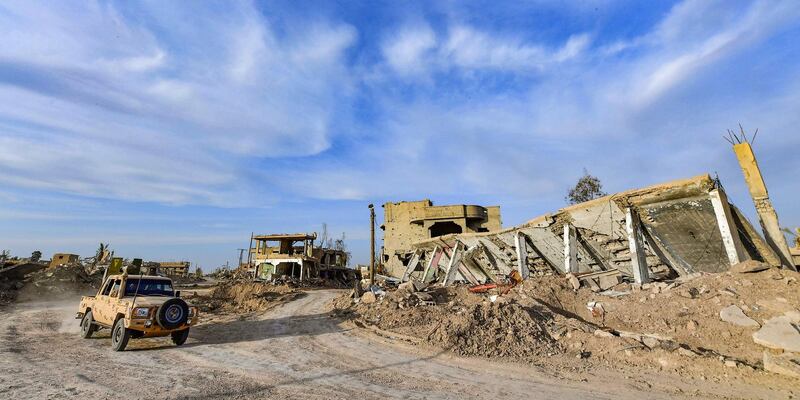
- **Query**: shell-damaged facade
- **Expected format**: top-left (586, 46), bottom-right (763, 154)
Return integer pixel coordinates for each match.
top-left (380, 200), bottom-right (501, 278)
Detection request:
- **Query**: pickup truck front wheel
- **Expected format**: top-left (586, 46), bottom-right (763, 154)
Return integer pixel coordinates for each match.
top-left (171, 328), bottom-right (189, 346)
top-left (111, 319), bottom-right (131, 351)
top-left (80, 311), bottom-right (97, 339)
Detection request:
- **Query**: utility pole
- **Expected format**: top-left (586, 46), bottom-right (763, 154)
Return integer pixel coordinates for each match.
top-left (247, 232), bottom-right (254, 267)
top-left (236, 248), bottom-right (246, 268)
top-left (369, 204), bottom-right (376, 285)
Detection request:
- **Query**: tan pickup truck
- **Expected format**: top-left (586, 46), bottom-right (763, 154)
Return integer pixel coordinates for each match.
top-left (76, 274), bottom-right (198, 351)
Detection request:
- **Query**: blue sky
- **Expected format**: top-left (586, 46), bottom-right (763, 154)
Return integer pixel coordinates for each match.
top-left (1, 0), bottom-right (799, 270)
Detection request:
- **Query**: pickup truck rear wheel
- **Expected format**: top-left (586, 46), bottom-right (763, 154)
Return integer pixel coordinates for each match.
top-left (80, 311), bottom-right (96, 339)
top-left (111, 318), bottom-right (130, 351)
top-left (171, 328), bottom-right (190, 346)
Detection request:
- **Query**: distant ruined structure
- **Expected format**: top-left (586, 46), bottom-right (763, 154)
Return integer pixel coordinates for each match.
top-left (248, 233), bottom-right (355, 282)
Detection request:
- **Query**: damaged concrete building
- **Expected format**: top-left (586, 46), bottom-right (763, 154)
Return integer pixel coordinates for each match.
top-left (49, 253), bottom-right (79, 268)
top-left (157, 261), bottom-right (191, 277)
top-left (381, 200), bottom-right (501, 277)
top-left (248, 233), bottom-right (356, 282)
top-left (394, 174), bottom-right (793, 289)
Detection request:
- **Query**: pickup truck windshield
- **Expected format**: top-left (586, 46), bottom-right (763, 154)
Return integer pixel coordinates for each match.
top-left (123, 279), bottom-right (174, 297)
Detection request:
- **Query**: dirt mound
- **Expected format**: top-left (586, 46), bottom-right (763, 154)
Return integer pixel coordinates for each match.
top-left (428, 301), bottom-right (562, 359)
top-left (192, 281), bottom-right (298, 314)
top-left (336, 285), bottom-right (563, 363)
top-left (6, 264), bottom-right (102, 303)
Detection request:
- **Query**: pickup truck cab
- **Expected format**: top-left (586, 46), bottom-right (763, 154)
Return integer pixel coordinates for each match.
top-left (76, 274), bottom-right (198, 351)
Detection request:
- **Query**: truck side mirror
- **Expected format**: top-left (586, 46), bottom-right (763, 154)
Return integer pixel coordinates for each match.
top-left (175, 291), bottom-right (181, 298)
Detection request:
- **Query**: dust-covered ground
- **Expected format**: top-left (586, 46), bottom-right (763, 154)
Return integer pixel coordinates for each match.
top-left (333, 267), bottom-right (800, 399)
top-left (5, 287), bottom-right (793, 399)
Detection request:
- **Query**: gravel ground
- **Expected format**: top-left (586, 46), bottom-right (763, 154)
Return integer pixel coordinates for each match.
top-left (0, 290), bottom-right (791, 399)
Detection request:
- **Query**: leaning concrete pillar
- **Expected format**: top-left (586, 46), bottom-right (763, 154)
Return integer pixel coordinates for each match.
top-left (563, 224), bottom-right (577, 274)
top-left (514, 232), bottom-right (529, 279)
top-left (733, 142), bottom-right (794, 269)
top-left (625, 207), bottom-right (650, 284)
top-left (709, 188), bottom-right (746, 266)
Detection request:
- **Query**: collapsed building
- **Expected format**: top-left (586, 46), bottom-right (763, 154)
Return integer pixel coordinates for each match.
top-left (392, 174), bottom-right (796, 288)
top-left (381, 200), bottom-right (501, 278)
top-left (248, 233), bottom-right (356, 282)
top-left (387, 131), bottom-right (796, 287)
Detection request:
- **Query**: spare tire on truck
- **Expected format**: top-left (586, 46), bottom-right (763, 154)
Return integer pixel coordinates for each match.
top-left (156, 298), bottom-right (189, 330)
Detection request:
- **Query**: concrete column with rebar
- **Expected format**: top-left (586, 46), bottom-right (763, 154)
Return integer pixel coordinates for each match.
top-left (733, 142), bottom-right (794, 269)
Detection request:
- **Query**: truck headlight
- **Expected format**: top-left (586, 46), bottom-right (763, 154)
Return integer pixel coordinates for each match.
top-left (133, 307), bottom-right (150, 318)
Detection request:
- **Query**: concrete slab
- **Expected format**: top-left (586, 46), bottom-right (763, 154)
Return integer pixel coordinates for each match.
top-left (763, 351), bottom-right (800, 378)
top-left (753, 314), bottom-right (800, 353)
top-left (719, 305), bottom-right (760, 327)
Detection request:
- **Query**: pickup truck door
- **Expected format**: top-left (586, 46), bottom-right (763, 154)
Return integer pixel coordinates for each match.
top-left (94, 279), bottom-right (116, 325)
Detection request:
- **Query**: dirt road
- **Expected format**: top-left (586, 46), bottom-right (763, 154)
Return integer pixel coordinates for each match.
top-left (0, 290), bottom-right (781, 399)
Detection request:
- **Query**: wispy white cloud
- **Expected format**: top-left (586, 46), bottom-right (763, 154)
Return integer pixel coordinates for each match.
top-left (380, 23), bottom-right (592, 77)
top-left (282, 0), bottom-right (800, 209)
top-left (629, 0), bottom-right (800, 106)
top-left (382, 24), bottom-right (437, 76)
top-left (0, 1), bottom-right (357, 204)
top-left (441, 26), bottom-right (590, 71)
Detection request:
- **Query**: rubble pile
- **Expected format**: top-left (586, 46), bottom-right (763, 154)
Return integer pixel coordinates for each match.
top-left (336, 285), bottom-right (564, 363)
top-left (191, 281), bottom-right (298, 314)
top-left (339, 261), bottom-right (800, 381)
top-left (2, 263), bottom-right (102, 304)
top-left (522, 263), bottom-right (800, 369)
top-left (170, 274), bottom-right (207, 286)
top-left (0, 277), bottom-right (21, 305)
top-left (427, 301), bottom-right (562, 359)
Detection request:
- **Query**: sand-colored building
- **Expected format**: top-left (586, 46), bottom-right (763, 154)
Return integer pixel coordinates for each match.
top-left (381, 200), bottom-right (501, 277)
top-left (158, 261), bottom-right (191, 277)
top-left (249, 233), bottom-right (355, 282)
top-left (49, 253), bottom-right (79, 268)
